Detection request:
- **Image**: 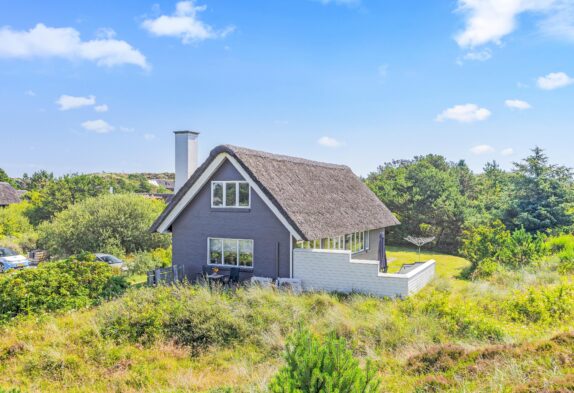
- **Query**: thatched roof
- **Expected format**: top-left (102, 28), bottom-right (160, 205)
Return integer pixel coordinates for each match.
top-left (0, 182), bottom-right (21, 206)
top-left (151, 145), bottom-right (399, 240)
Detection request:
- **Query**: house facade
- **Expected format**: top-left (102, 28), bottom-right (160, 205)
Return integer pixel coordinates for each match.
top-left (151, 132), bottom-right (400, 281)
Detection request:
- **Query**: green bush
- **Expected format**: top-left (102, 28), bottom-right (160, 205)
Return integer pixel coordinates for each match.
top-left (504, 283), bottom-right (574, 324)
top-left (0, 260), bottom-right (128, 322)
top-left (470, 258), bottom-right (502, 279)
top-left (38, 193), bottom-right (170, 258)
top-left (126, 247), bottom-right (171, 275)
top-left (98, 286), bottom-right (249, 354)
top-left (547, 234), bottom-right (574, 273)
top-left (268, 329), bottom-right (381, 393)
top-left (412, 292), bottom-right (505, 342)
top-left (0, 201), bottom-right (33, 238)
top-left (460, 222), bottom-right (547, 277)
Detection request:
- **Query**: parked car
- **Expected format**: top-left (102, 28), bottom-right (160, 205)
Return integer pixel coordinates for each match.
top-left (95, 253), bottom-right (127, 271)
top-left (0, 248), bottom-right (31, 272)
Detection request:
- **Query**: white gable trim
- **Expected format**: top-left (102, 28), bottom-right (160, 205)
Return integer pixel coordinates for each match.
top-left (156, 153), bottom-right (303, 241)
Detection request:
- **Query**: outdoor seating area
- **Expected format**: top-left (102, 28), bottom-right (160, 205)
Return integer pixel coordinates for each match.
top-left (194, 266), bottom-right (304, 292)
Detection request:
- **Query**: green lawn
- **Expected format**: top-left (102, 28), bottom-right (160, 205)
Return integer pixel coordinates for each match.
top-left (386, 245), bottom-right (469, 279)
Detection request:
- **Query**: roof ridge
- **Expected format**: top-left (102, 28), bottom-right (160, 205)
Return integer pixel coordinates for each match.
top-left (221, 144), bottom-right (349, 170)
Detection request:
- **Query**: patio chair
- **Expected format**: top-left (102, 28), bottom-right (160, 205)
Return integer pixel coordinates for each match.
top-left (224, 267), bottom-right (241, 287)
top-left (196, 265), bottom-right (213, 282)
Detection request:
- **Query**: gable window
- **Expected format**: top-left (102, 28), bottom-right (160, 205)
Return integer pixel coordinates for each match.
top-left (209, 238), bottom-right (253, 267)
top-left (211, 181), bottom-right (250, 208)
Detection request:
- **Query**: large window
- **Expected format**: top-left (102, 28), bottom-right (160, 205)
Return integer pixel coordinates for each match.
top-left (295, 231), bottom-right (369, 254)
top-left (211, 181), bottom-right (250, 208)
top-left (209, 238), bottom-right (254, 267)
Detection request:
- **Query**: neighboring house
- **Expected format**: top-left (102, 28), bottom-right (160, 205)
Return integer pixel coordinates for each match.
top-left (0, 182), bottom-right (21, 207)
top-left (148, 179), bottom-right (175, 191)
top-left (151, 131), bottom-right (401, 282)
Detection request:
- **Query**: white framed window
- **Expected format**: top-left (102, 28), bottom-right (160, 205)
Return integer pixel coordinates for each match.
top-left (211, 181), bottom-right (250, 208)
top-left (208, 238), bottom-right (254, 267)
top-left (294, 231), bottom-right (369, 254)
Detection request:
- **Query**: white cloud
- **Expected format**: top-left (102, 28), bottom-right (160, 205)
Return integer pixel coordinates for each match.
top-left (501, 148), bottom-right (514, 156)
top-left (538, 0), bottom-right (574, 41)
top-left (81, 119), bottom-right (114, 134)
top-left (0, 23), bottom-right (148, 69)
top-left (537, 72), bottom-right (574, 89)
top-left (317, 136), bottom-right (343, 148)
top-left (470, 144), bottom-right (496, 155)
top-left (455, 0), bottom-right (557, 48)
top-left (94, 104), bottom-right (109, 112)
top-left (142, 1), bottom-right (234, 44)
top-left (505, 99), bottom-right (531, 110)
top-left (56, 95), bottom-right (96, 111)
top-left (435, 104), bottom-right (491, 123)
top-left (144, 133), bottom-right (156, 141)
top-left (119, 126), bottom-right (134, 133)
top-left (24, 90), bottom-right (36, 96)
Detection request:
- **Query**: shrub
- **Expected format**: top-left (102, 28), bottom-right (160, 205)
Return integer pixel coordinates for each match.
top-left (98, 286), bottom-right (249, 354)
top-left (504, 283), bottom-right (574, 324)
top-left (460, 221), bottom-right (509, 273)
top-left (126, 247), bottom-right (171, 275)
top-left (38, 193), bottom-right (170, 258)
top-left (0, 201), bottom-right (33, 238)
top-left (460, 222), bottom-right (547, 277)
top-left (470, 258), bottom-right (502, 280)
top-left (547, 234), bottom-right (574, 273)
top-left (0, 260), bottom-right (128, 322)
top-left (268, 329), bottom-right (381, 393)
top-left (504, 228), bottom-right (547, 269)
top-left (414, 292), bottom-right (505, 341)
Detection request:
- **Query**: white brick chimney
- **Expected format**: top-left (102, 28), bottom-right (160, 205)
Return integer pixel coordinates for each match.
top-left (174, 130), bottom-right (199, 193)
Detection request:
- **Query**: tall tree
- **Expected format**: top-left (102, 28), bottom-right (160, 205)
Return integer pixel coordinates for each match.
top-left (503, 147), bottom-right (574, 233)
top-left (19, 170), bottom-right (54, 191)
top-left (26, 174), bottom-right (109, 225)
top-left (366, 155), bottom-right (470, 252)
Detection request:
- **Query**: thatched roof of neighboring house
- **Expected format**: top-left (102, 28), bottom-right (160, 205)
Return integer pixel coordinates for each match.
top-left (0, 182), bottom-right (21, 206)
top-left (138, 193), bottom-right (174, 203)
top-left (151, 145), bottom-right (399, 240)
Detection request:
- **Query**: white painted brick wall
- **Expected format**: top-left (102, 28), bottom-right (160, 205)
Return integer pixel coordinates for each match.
top-left (293, 249), bottom-right (435, 298)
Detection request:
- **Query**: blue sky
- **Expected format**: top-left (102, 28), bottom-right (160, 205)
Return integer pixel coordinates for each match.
top-left (1, 0), bottom-right (573, 177)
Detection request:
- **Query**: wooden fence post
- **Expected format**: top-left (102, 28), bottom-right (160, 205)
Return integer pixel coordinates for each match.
top-left (155, 268), bottom-right (161, 286)
top-left (172, 265), bottom-right (179, 283)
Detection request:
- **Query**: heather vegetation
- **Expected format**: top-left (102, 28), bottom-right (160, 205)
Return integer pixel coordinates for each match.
top-left (0, 250), bottom-right (573, 392)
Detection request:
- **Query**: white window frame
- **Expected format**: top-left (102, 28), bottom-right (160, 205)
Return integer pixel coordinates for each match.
top-left (207, 237), bottom-right (254, 268)
top-left (211, 181), bottom-right (251, 209)
top-left (294, 230), bottom-right (370, 254)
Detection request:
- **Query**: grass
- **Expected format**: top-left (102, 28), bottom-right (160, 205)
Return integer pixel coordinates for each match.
top-left (386, 246), bottom-right (469, 279)
top-left (0, 247), bottom-right (573, 392)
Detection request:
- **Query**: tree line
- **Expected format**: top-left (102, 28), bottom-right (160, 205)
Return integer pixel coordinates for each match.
top-left (366, 147), bottom-right (574, 253)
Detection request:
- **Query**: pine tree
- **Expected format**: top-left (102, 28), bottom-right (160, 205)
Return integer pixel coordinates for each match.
top-left (504, 147), bottom-right (574, 233)
top-left (269, 329), bottom-right (381, 393)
